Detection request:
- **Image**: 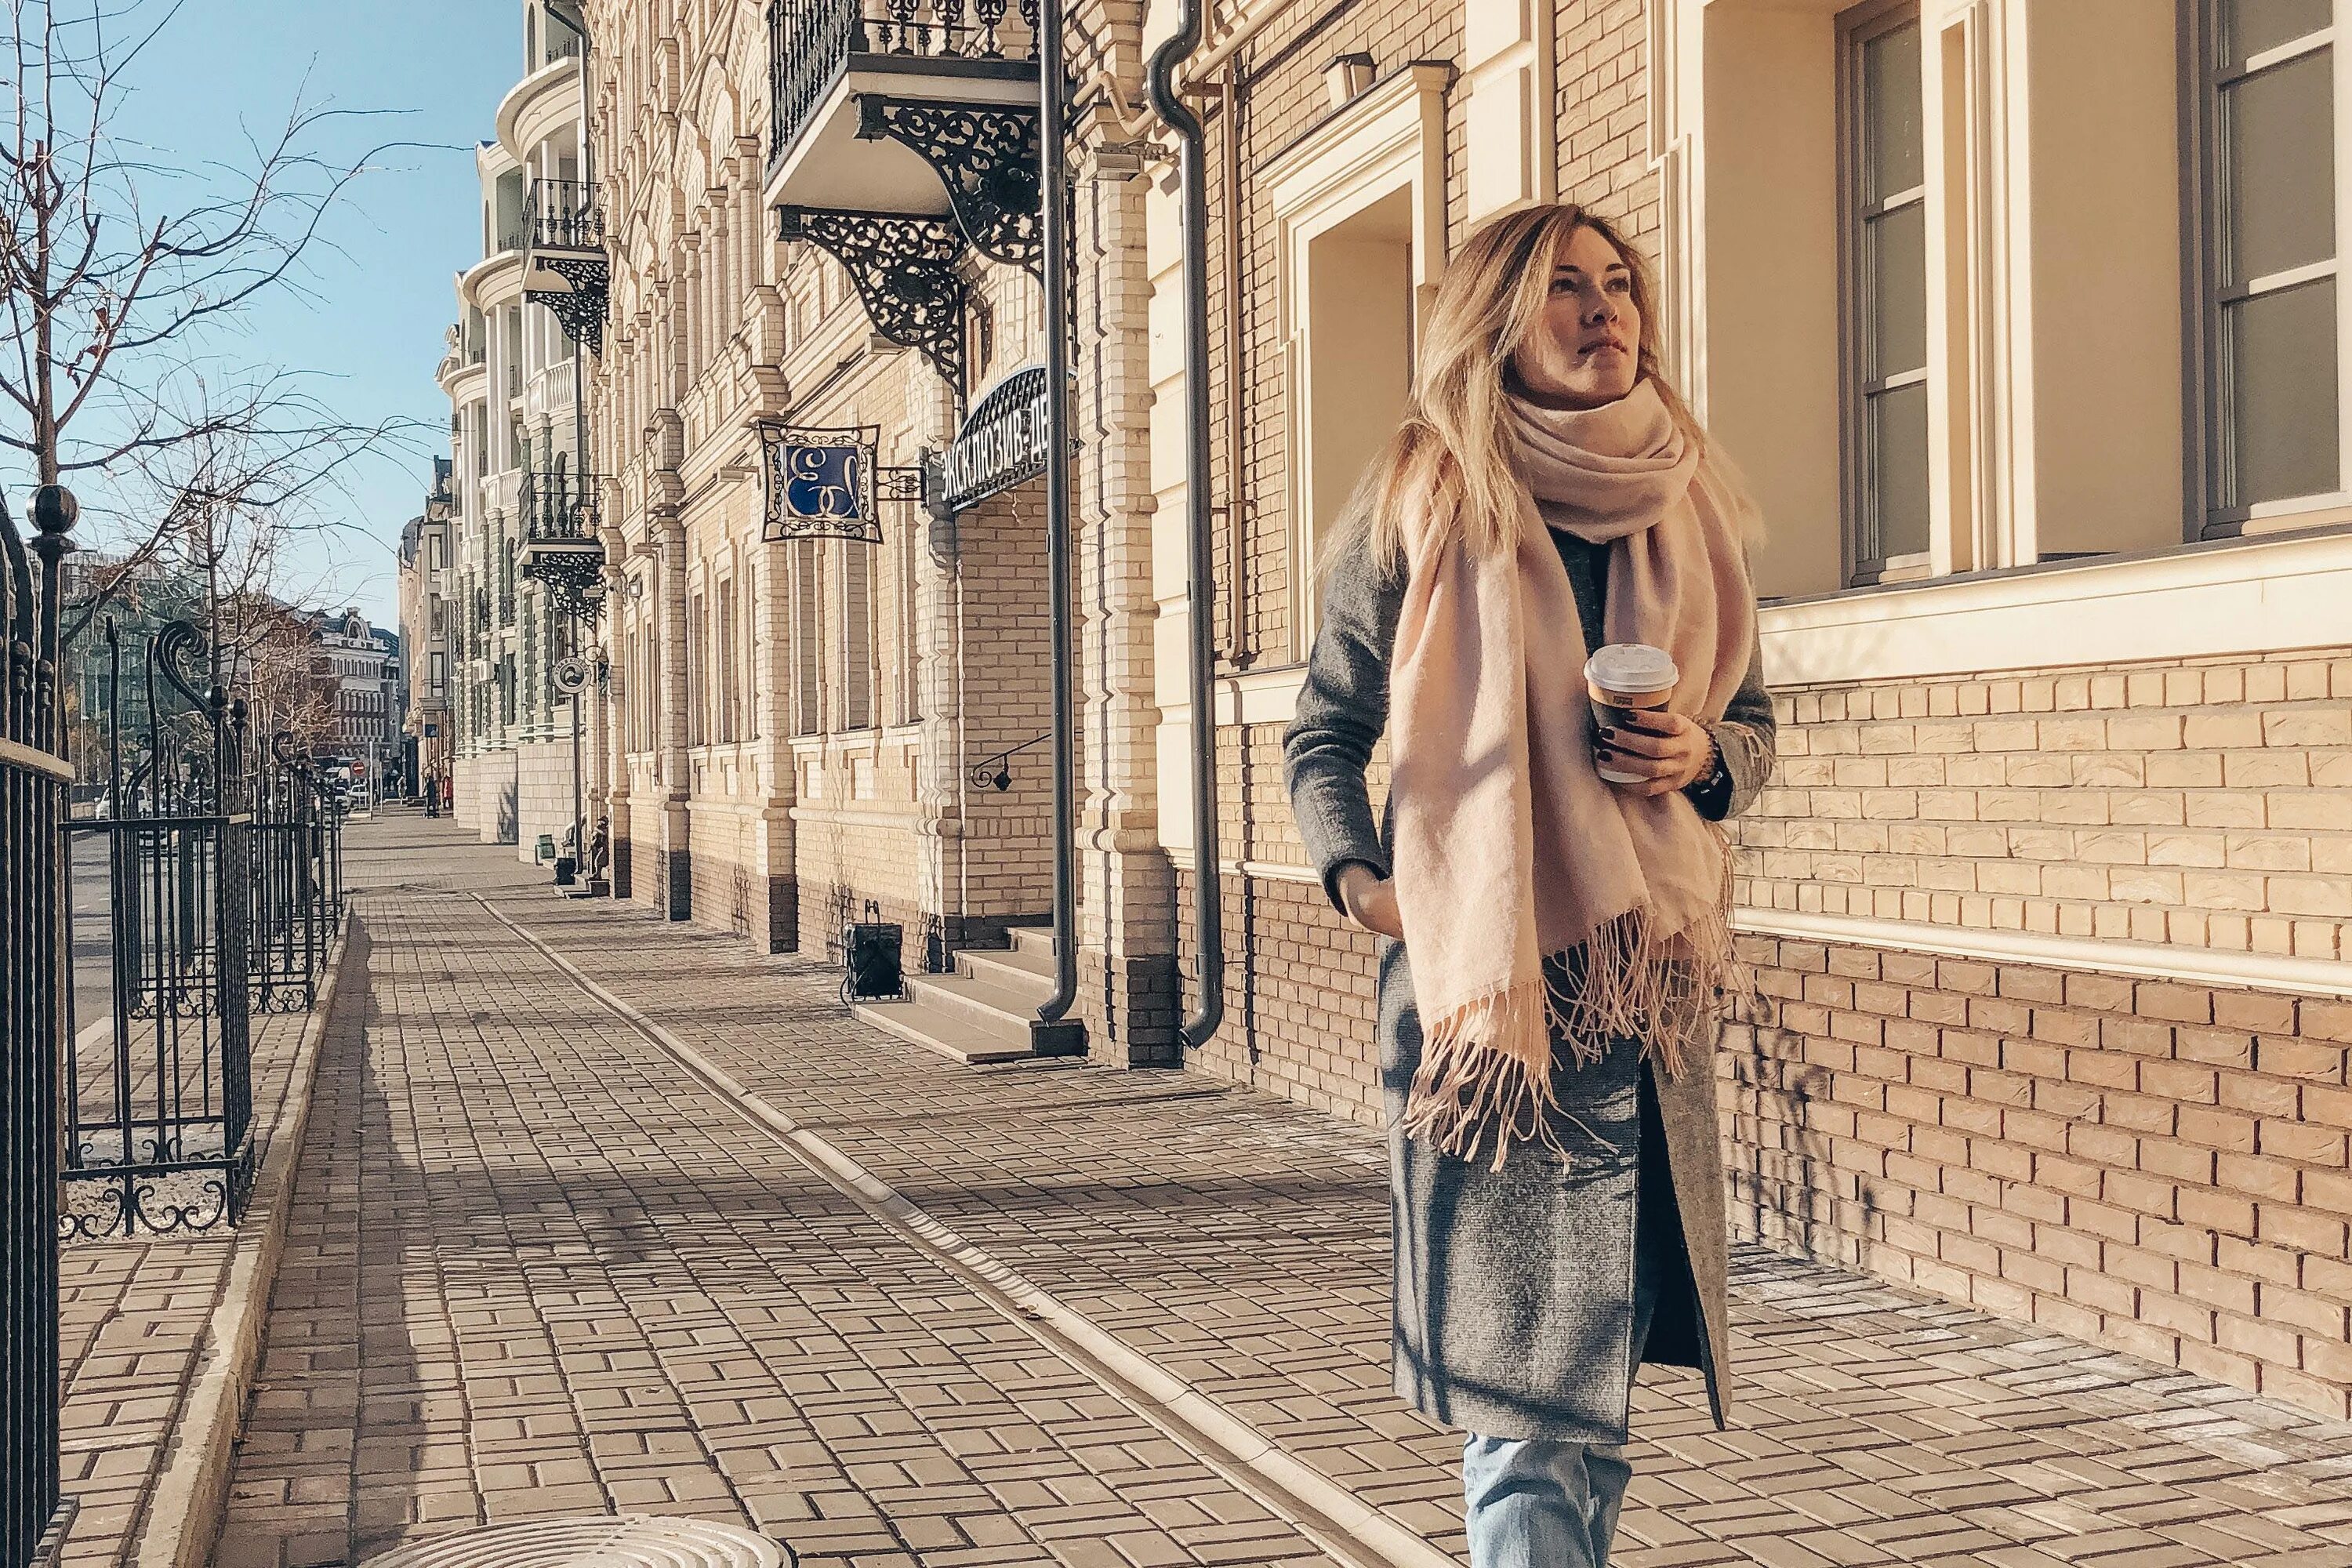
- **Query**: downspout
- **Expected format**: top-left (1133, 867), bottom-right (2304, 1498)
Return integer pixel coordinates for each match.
top-left (1034, 0), bottom-right (1082, 1029)
top-left (1218, 62), bottom-right (1247, 671)
top-left (1149, 0), bottom-right (1226, 1051)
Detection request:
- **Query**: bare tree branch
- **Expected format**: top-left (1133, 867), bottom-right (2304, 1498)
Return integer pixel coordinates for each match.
top-left (0, 0), bottom-right (414, 510)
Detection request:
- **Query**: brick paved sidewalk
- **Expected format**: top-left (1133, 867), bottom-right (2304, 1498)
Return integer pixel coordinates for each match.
top-left (56, 1005), bottom-right (314, 1568)
top-left (220, 818), bottom-right (2352, 1568)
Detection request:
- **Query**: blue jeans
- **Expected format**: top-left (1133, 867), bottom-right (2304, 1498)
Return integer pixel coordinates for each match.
top-left (1461, 1434), bottom-right (1635, 1568)
top-left (1461, 1166), bottom-right (1668, 1568)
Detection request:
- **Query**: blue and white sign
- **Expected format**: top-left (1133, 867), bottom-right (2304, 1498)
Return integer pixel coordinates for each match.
top-left (760, 425), bottom-right (883, 543)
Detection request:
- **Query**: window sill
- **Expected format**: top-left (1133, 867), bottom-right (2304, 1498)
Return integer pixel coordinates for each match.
top-left (1759, 521), bottom-right (2352, 685)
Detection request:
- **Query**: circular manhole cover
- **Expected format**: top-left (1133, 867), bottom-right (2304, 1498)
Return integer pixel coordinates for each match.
top-left (361, 1516), bottom-right (789, 1568)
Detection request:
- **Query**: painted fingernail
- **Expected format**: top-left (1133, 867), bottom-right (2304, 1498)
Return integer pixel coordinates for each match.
top-left (1599, 727), bottom-right (1617, 741)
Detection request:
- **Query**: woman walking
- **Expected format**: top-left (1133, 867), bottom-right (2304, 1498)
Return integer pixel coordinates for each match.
top-left (1285, 201), bottom-right (1777, 1568)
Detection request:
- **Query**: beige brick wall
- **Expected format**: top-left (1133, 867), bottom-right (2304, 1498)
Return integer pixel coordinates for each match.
top-left (1555, 0), bottom-right (1660, 238)
top-left (1744, 651), bottom-right (2352, 959)
top-left (688, 797), bottom-right (762, 939)
top-left (456, 752), bottom-right (518, 846)
top-left (514, 740), bottom-right (576, 867)
top-left (1180, 867), bottom-right (1385, 1130)
top-left (954, 481), bottom-right (1058, 923)
top-left (793, 803), bottom-right (927, 962)
top-left (1730, 932), bottom-right (2352, 1420)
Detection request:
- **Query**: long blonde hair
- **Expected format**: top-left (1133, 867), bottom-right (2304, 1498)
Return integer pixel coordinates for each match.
top-left (1323, 203), bottom-right (1703, 579)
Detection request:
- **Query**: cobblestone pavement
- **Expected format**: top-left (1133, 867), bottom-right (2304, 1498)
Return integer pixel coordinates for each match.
top-left (218, 817), bottom-right (2352, 1568)
top-left (57, 1005), bottom-right (313, 1568)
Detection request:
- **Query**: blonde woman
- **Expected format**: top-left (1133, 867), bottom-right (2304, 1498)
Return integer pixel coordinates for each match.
top-left (1284, 202), bottom-right (1776, 1568)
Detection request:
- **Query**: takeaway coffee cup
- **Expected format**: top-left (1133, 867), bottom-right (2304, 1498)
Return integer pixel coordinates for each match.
top-left (1585, 642), bottom-right (1679, 786)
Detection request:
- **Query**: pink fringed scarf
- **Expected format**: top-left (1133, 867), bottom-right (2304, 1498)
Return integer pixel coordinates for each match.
top-left (1387, 380), bottom-right (1758, 1167)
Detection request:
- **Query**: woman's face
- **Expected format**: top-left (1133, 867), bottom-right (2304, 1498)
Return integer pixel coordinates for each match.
top-left (1509, 223), bottom-right (1642, 410)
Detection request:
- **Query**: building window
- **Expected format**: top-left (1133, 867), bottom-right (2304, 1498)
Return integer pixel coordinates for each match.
top-left (840, 540), bottom-right (873, 731)
top-left (1266, 63), bottom-right (1447, 657)
top-left (2195, 0), bottom-right (2341, 527)
top-left (896, 518), bottom-right (922, 725)
top-left (687, 589), bottom-right (706, 747)
top-left (745, 559), bottom-right (763, 742)
top-left (717, 575), bottom-right (739, 743)
top-left (624, 626), bottom-right (642, 753)
top-left (793, 539), bottom-right (822, 736)
top-left (1841, 1), bottom-right (1929, 585)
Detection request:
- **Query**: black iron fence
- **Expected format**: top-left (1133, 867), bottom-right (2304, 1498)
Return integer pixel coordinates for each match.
top-left (59, 618), bottom-right (344, 1240)
top-left (769, 0), bottom-right (1041, 165)
top-left (250, 735), bottom-right (343, 1015)
top-left (2, 486), bottom-right (78, 1566)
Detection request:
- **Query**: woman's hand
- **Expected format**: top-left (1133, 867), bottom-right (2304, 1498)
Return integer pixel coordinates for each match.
top-left (1336, 863), bottom-right (1406, 940)
top-left (1598, 712), bottom-right (1714, 797)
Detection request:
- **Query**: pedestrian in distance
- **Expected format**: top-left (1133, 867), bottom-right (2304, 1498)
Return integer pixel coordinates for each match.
top-left (1284, 200), bottom-right (1778, 1568)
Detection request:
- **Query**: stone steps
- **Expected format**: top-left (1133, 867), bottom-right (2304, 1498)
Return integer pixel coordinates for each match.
top-left (850, 925), bottom-right (1084, 1063)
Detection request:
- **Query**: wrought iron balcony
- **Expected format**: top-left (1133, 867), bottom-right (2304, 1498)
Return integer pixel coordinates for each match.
top-left (765, 0), bottom-right (1041, 216)
top-left (518, 467), bottom-right (599, 542)
top-left (517, 469), bottom-right (608, 621)
top-left (523, 179), bottom-right (608, 354)
top-left (764, 0), bottom-right (1047, 386)
top-left (525, 179), bottom-right (602, 252)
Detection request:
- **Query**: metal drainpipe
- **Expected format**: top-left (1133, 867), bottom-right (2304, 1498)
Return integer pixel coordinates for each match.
top-left (1149, 0), bottom-right (1226, 1051)
top-left (1034, 0), bottom-right (1082, 1029)
top-left (1218, 62), bottom-right (1247, 672)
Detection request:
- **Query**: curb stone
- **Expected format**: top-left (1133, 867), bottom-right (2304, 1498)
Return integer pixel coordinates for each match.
top-left (129, 916), bottom-right (366, 1568)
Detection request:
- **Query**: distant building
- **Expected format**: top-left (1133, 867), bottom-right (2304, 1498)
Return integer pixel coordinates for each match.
top-left (316, 608), bottom-right (397, 793)
top-left (398, 457), bottom-right (458, 798)
top-left (434, 0), bottom-right (597, 854)
top-left (58, 551), bottom-right (204, 780)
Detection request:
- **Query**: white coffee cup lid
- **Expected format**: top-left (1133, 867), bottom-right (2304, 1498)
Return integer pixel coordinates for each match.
top-left (1585, 642), bottom-right (1679, 694)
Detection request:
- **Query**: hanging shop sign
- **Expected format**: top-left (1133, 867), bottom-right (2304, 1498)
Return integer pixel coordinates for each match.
top-left (757, 423), bottom-right (931, 543)
top-left (760, 424), bottom-right (881, 543)
top-left (940, 364), bottom-right (1066, 513)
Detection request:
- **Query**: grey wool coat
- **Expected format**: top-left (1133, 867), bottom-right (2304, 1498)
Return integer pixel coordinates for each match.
top-left (1284, 528), bottom-right (1777, 1444)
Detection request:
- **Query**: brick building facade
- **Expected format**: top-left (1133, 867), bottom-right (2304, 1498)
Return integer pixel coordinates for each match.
top-left (553, 0), bottom-right (2352, 1421)
top-left (438, 0), bottom-right (601, 859)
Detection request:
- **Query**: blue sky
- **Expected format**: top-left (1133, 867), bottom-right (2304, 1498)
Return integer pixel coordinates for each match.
top-left (41, 1), bottom-right (522, 628)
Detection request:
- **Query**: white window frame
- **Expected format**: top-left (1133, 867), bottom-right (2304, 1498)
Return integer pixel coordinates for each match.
top-left (792, 539), bottom-right (822, 737)
top-left (1838, 0), bottom-right (1933, 587)
top-left (838, 537), bottom-right (875, 732)
top-left (2183, 0), bottom-right (2352, 538)
top-left (1266, 61), bottom-right (1450, 659)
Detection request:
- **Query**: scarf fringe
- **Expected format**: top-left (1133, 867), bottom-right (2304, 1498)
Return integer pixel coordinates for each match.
top-left (1400, 878), bottom-right (1742, 1172)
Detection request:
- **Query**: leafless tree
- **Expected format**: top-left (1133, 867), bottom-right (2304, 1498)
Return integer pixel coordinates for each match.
top-left (0, 0), bottom-right (423, 619)
top-left (231, 595), bottom-right (336, 751)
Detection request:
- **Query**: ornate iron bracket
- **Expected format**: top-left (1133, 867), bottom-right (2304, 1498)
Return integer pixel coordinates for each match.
top-left (531, 256), bottom-right (609, 355)
top-left (778, 206), bottom-right (967, 389)
top-left (522, 546), bottom-right (608, 621)
top-left (855, 97), bottom-right (1042, 273)
top-left (970, 730), bottom-right (1051, 793)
